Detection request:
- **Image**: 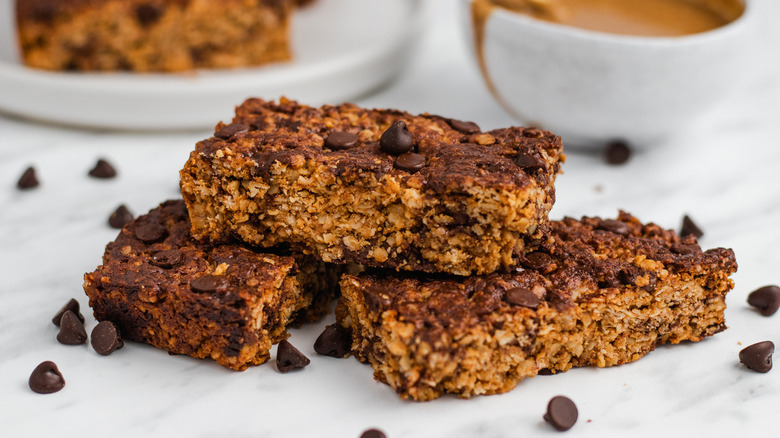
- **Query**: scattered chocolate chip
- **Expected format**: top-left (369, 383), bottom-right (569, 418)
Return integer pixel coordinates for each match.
top-left (88, 159), bottom-right (117, 179)
top-left (135, 3), bottom-right (165, 26)
top-left (29, 361), bottom-right (65, 394)
top-left (670, 243), bottom-right (698, 255)
top-left (276, 339), bottom-right (310, 373)
top-left (52, 298), bottom-right (84, 327)
top-left (91, 321), bottom-right (124, 355)
top-left (747, 285), bottom-right (780, 316)
top-left (325, 131), bottom-right (359, 150)
top-left (215, 123), bottom-right (249, 139)
top-left (739, 341), bottom-right (774, 373)
top-left (544, 395), bottom-right (578, 431)
top-left (617, 267), bottom-right (639, 285)
top-left (364, 290), bottom-right (391, 312)
top-left (379, 121), bottom-right (414, 155)
top-left (134, 221), bottom-right (167, 243)
top-left (17, 166), bottom-right (40, 189)
top-left (680, 215), bottom-right (704, 239)
top-left (505, 287), bottom-right (540, 309)
top-left (515, 153), bottom-right (544, 169)
top-left (604, 141), bottom-right (631, 165)
top-left (150, 249), bottom-right (183, 269)
top-left (108, 205), bottom-right (134, 229)
top-left (597, 219), bottom-right (631, 236)
top-left (57, 310), bottom-right (88, 345)
top-left (522, 252), bottom-right (554, 272)
top-left (448, 119), bottom-right (480, 134)
top-left (190, 275), bottom-right (229, 294)
top-left (537, 368), bottom-right (554, 375)
top-left (394, 152), bottom-right (425, 173)
top-left (360, 429), bottom-right (387, 438)
top-left (314, 324), bottom-right (351, 358)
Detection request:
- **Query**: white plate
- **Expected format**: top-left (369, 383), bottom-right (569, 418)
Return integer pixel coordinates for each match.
top-left (0, 0), bottom-right (424, 130)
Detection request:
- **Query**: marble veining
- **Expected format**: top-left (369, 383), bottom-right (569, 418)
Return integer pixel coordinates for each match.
top-left (1, 0), bottom-right (779, 436)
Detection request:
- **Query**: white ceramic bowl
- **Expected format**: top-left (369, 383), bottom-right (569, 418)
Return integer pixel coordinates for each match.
top-left (460, 0), bottom-right (755, 148)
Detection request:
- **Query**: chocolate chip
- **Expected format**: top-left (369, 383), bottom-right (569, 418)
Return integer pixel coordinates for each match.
top-left (88, 159), bottom-right (117, 179)
top-left (276, 339), bottom-right (310, 373)
top-left (544, 395), bottom-right (578, 431)
top-left (747, 285), bottom-right (780, 316)
top-left (108, 205), bottom-right (134, 229)
top-left (57, 310), bottom-right (88, 345)
top-left (325, 131), bottom-right (359, 150)
top-left (134, 221), bottom-right (167, 243)
top-left (91, 321), bottom-right (124, 355)
top-left (523, 127), bottom-right (544, 138)
top-left (394, 152), bottom-right (425, 173)
top-left (522, 252), bottom-right (554, 272)
top-left (314, 324), bottom-right (351, 358)
top-left (448, 119), bottom-right (480, 134)
top-left (380, 121), bottom-right (414, 155)
top-left (135, 3), bottom-right (165, 26)
top-left (360, 429), bottom-right (387, 438)
top-left (604, 141), bottom-right (631, 165)
top-left (680, 215), bottom-right (704, 239)
top-left (505, 287), bottom-right (540, 309)
top-left (617, 267), bottom-right (639, 285)
top-left (17, 166), bottom-right (40, 189)
top-left (52, 298), bottom-right (84, 327)
top-left (215, 123), bottom-right (249, 139)
top-left (597, 219), bottom-right (631, 236)
top-left (739, 341), bottom-right (774, 373)
top-left (29, 361), bottom-right (65, 394)
top-left (190, 275), bottom-right (229, 293)
top-left (515, 153), bottom-right (544, 169)
top-left (670, 243), bottom-right (698, 255)
top-left (150, 249), bottom-right (183, 269)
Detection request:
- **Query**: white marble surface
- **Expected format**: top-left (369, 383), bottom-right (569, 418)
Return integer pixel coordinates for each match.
top-left (1, 1), bottom-right (779, 436)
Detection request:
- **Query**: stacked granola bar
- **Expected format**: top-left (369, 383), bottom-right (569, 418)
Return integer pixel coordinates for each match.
top-left (86, 98), bottom-right (736, 400)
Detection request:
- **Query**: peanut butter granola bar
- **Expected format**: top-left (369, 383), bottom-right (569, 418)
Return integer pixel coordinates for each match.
top-left (336, 212), bottom-right (737, 400)
top-left (16, 0), bottom-right (293, 72)
top-left (180, 98), bottom-right (564, 276)
top-left (83, 200), bottom-right (338, 371)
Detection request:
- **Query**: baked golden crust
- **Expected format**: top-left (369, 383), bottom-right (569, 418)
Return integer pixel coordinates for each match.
top-left (83, 200), bottom-right (338, 371)
top-left (180, 97), bottom-right (564, 276)
top-left (336, 212), bottom-right (737, 400)
top-left (16, 0), bottom-right (292, 72)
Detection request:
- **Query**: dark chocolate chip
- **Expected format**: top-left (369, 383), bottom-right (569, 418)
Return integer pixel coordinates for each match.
top-left (617, 267), bottom-right (638, 285)
top-left (314, 324), bottom-right (351, 358)
top-left (215, 123), bottom-right (249, 139)
top-left (29, 361), bottom-right (65, 394)
top-left (394, 152), bottom-right (425, 173)
top-left (57, 310), bottom-right (88, 345)
top-left (364, 290), bottom-right (391, 312)
top-left (150, 249), bottom-right (183, 269)
top-left (597, 219), bottom-right (631, 236)
top-left (680, 215), bottom-right (704, 239)
top-left (52, 298), bottom-right (84, 327)
top-left (108, 205), bottom-right (134, 229)
top-left (135, 3), bottom-right (165, 26)
top-left (360, 429), bottom-right (387, 438)
top-left (515, 153), bottom-right (544, 169)
top-left (88, 159), bottom-right (117, 179)
top-left (670, 243), bottom-right (698, 255)
top-left (522, 252), bottom-right (554, 271)
top-left (276, 339), bottom-right (310, 373)
top-left (91, 321), bottom-right (124, 355)
top-left (190, 275), bottom-right (229, 294)
top-left (134, 221), bottom-right (167, 243)
top-left (544, 395), bottom-right (578, 431)
top-left (17, 166), bottom-right (40, 189)
top-left (747, 285), bottom-right (780, 316)
top-left (739, 341), bottom-right (774, 373)
top-left (537, 368), bottom-right (555, 375)
top-left (505, 287), bottom-right (540, 309)
top-left (448, 119), bottom-right (480, 134)
top-left (604, 141), bottom-right (631, 165)
top-left (380, 121), bottom-right (414, 155)
top-left (325, 131), bottom-right (359, 150)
